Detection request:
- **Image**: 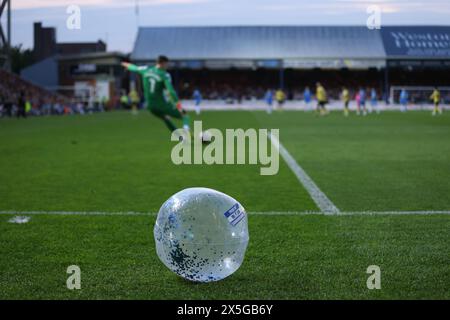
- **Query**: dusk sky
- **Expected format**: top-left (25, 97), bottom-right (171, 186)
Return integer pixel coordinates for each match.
top-left (8, 0), bottom-right (450, 53)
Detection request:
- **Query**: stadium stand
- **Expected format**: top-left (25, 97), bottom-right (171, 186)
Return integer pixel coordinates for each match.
top-left (0, 68), bottom-right (70, 116)
top-left (131, 26), bottom-right (450, 104)
top-left (2, 25), bottom-right (449, 114)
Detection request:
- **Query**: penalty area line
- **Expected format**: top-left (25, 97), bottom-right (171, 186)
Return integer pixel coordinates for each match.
top-left (268, 134), bottom-right (340, 215)
top-left (1, 210), bottom-right (450, 216)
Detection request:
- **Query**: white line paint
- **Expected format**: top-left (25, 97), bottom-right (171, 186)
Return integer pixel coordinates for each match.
top-left (0, 210), bottom-right (154, 216)
top-left (1, 210), bottom-right (450, 216)
top-left (269, 134), bottom-right (340, 215)
top-left (8, 216), bottom-right (31, 224)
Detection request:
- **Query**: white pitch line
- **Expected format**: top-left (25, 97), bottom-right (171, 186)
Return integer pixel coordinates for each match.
top-left (0, 210), bottom-right (155, 216)
top-left (269, 134), bottom-right (340, 215)
top-left (320, 211), bottom-right (450, 216)
top-left (1, 210), bottom-right (449, 216)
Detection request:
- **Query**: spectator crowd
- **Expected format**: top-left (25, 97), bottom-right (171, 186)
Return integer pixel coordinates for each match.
top-left (2, 68), bottom-right (449, 119)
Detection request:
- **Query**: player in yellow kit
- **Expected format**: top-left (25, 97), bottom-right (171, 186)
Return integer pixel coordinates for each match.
top-left (341, 87), bottom-right (350, 117)
top-left (129, 89), bottom-right (140, 115)
top-left (430, 87), bottom-right (442, 116)
top-left (275, 89), bottom-right (286, 110)
top-left (316, 82), bottom-right (328, 116)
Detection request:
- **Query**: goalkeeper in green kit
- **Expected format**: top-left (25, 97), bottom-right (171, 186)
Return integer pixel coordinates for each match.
top-left (121, 55), bottom-right (190, 133)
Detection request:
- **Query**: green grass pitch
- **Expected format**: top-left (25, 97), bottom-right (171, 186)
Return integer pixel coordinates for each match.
top-left (0, 110), bottom-right (449, 299)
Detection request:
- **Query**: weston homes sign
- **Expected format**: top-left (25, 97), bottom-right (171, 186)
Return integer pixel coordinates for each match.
top-left (381, 26), bottom-right (450, 58)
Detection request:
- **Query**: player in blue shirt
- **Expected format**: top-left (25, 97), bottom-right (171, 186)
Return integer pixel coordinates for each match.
top-left (359, 88), bottom-right (367, 116)
top-left (193, 89), bottom-right (202, 115)
top-left (304, 87), bottom-right (312, 110)
top-left (370, 88), bottom-right (379, 114)
top-left (400, 89), bottom-right (409, 112)
top-left (265, 89), bottom-right (274, 114)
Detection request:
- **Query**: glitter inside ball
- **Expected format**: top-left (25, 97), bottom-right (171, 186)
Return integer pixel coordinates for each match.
top-left (154, 188), bottom-right (249, 282)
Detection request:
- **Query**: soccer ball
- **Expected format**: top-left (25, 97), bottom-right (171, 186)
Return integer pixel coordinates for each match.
top-left (199, 130), bottom-right (212, 143)
top-left (154, 188), bottom-right (249, 282)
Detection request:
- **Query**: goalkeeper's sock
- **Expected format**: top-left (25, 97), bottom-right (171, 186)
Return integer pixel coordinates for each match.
top-left (182, 114), bottom-right (191, 131)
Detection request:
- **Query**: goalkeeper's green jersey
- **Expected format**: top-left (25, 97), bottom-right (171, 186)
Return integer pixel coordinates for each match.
top-left (126, 64), bottom-right (179, 109)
